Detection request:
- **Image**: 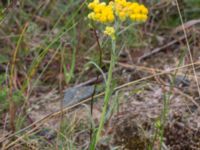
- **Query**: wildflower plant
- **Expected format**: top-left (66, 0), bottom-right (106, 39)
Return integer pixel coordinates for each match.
top-left (87, 0), bottom-right (148, 148)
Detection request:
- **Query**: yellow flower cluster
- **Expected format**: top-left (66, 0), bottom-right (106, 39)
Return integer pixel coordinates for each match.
top-left (104, 26), bottom-right (115, 40)
top-left (88, 0), bottom-right (115, 23)
top-left (114, 0), bottom-right (148, 22)
top-left (88, 0), bottom-right (148, 23)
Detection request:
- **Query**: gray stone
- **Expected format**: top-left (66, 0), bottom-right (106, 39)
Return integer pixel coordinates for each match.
top-left (63, 85), bottom-right (95, 106)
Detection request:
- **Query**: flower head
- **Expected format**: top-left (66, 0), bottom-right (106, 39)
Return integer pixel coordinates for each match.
top-left (88, 0), bottom-right (115, 23)
top-left (104, 26), bottom-right (115, 40)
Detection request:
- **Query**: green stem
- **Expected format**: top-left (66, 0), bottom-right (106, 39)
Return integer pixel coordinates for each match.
top-left (90, 39), bottom-right (116, 149)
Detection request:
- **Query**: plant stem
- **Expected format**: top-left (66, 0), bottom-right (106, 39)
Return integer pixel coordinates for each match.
top-left (90, 39), bottom-right (116, 149)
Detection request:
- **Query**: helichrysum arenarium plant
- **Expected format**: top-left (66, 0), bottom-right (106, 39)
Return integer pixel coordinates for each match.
top-left (87, 0), bottom-right (148, 148)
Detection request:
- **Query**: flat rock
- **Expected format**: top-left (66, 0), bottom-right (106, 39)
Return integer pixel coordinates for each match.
top-left (63, 85), bottom-right (95, 106)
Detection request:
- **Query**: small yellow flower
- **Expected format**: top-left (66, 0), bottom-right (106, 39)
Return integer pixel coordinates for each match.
top-left (107, 13), bottom-right (114, 21)
top-left (104, 26), bottom-right (115, 39)
top-left (140, 5), bottom-right (148, 14)
top-left (88, 12), bottom-right (95, 19)
top-left (118, 12), bottom-right (126, 21)
top-left (88, 0), bottom-right (99, 9)
top-left (140, 15), bottom-right (148, 21)
top-left (87, 0), bottom-right (115, 23)
top-left (108, 1), bottom-right (114, 8)
top-left (130, 14), bottom-right (137, 20)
